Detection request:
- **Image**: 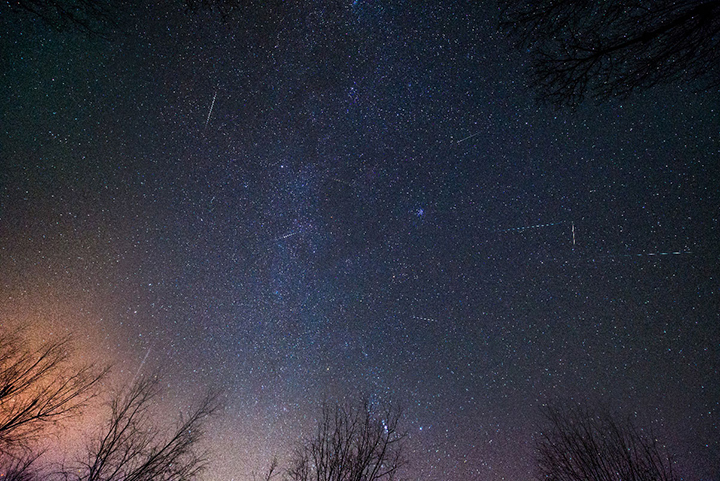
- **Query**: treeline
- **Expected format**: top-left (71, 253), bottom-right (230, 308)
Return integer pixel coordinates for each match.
top-left (0, 327), bottom-right (219, 481)
top-left (1, 327), bottom-right (679, 480)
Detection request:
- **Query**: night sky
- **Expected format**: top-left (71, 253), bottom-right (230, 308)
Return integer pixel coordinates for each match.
top-left (1, 2), bottom-right (719, 480)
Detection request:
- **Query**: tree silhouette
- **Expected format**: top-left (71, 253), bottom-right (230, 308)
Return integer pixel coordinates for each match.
top-left (61, 375), bottom-right (221, 481)
top-left (0, 327), bottom-right (108, 456)
top-left (1, 327), bottom-right (221, 481)
top-left (253, 456), bottom-right (279, 481)
top-left (0, 451), bottom-right (41, 481)
top-left (3, 0), bottom-right (254, 35)
top-left (285, 400), bottom-right (406, 481)
top-left (536, 405), bottom-right (680, 481)
top-left (500, 0), bottom-right (720, 105)
top-left (3, 0), bottom-right (118, 35)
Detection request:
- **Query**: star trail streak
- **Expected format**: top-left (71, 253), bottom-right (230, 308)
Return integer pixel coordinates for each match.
top-left (491, 220), bottom-right (570, 233)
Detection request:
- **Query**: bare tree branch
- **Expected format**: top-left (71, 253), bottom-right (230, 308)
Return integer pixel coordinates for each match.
top-left (0, 327), bottom-right (109, 457)
top-left (500, 0), bottom-right (720, 105)
top-left (3, 0), bottom-right (269, 35)
top-left (4, 0), bottom-right (119, 36)
top-left (536, 404), bottom-right (680, 481)
top-left (253, 456), bottom-right (280, 481)
top-left (285, 399), bottom-right (406, 481)
top-left (61, 375), bottom-right (221, 481)
top-left (0, 450), bottom-right (43, 481)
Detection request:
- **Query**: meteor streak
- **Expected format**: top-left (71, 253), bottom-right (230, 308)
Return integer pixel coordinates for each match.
top-left (617, 250), bottom-right (691, 258)
top-left (204, 90), bottom-right (217, 129)
top-left (492, 220), bottom-right (568, 233)
top-left (456, 131), bottom-right (482, 144)
top-left (131, 345), bottom-right (152, 386)
top-left (273, 231), bottom-right (299, 241)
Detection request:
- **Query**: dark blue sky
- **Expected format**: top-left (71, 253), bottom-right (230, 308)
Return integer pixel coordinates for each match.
top-left (1, 2), bottom-right (719, 479)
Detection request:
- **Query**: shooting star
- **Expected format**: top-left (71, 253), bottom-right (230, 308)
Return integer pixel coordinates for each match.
top-left (572, 222), bottom-right (576, 246)
top-left (492, 220), bottom-right (568, 234)
top-left (273, 231), bottom-right (299, 242)
top-left (330, 178), bottom-right (353, 187)
top-left (456, 131), bottom-right (482, 144)
top-left (579, 249), bottom-right (693, 264)
top-left (130, 345), bottom-right (152, 386)
top-left (204, 90), bottom-right (218, 130)
top-left (620, 250), bottom-right (691, 258)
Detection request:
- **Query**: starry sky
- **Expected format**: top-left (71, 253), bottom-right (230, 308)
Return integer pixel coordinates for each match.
top-left (1, 1), bottom-right (719, 480)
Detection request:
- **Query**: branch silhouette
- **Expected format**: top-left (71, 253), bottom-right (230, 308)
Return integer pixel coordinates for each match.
top-left (500, 0), bottom-right (720, 105)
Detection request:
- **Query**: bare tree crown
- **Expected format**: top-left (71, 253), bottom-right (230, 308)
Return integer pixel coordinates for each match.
top-left (500, 0), bottom-right (720, 105)
top-left (1, 328), bottom-right (220, 481)
top-left (536, 405), bottom-right (679, 481)
top-left (0, 328), bottom-right (108, 456)
top-left (285, 400), bottom-right (406, 481)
